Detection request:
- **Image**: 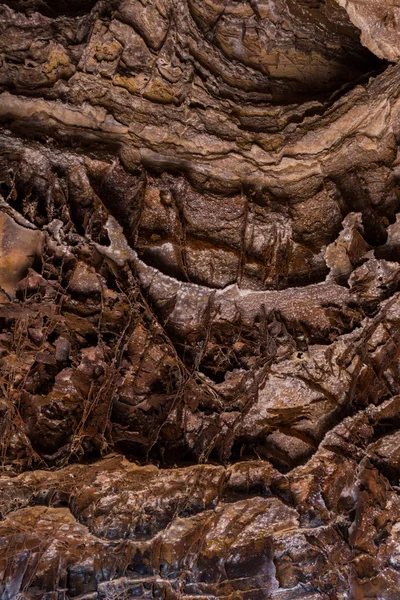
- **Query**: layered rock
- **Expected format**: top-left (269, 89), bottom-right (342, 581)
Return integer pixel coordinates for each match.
top-left (0, 0), bottom-right (400, 598)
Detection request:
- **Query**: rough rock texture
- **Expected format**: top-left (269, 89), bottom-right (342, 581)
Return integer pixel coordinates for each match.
top-left (0, 0), bottom-right (400, 598)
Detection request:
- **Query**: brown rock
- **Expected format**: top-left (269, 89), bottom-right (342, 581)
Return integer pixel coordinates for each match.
top-left (0, 0), bottom-right (399, 597)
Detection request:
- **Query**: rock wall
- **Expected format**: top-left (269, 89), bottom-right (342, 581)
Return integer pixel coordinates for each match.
top-left (0, 1), bottom-right (400, 598)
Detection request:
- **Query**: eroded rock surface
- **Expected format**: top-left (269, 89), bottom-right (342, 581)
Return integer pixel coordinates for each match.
top-left (0, 0), bottom-right (400, 598)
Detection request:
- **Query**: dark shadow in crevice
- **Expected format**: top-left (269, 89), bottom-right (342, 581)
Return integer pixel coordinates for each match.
top-left (0, 0), bottom-right (100, 17)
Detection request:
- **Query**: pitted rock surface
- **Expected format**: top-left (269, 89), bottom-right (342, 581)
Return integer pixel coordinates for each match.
top-left (0, 1), bottom-right (400, 598)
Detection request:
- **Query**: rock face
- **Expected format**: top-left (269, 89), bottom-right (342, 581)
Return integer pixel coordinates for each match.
top-left (0, 0), bottom-right (400, 598)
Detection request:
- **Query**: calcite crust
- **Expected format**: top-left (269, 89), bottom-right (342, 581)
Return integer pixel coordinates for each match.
top-left (0, 0), bottom-right (400, 598)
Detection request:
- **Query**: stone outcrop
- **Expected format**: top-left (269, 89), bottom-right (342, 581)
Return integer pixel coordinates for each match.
top-left (0, 1), bottom-right (400, 598)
